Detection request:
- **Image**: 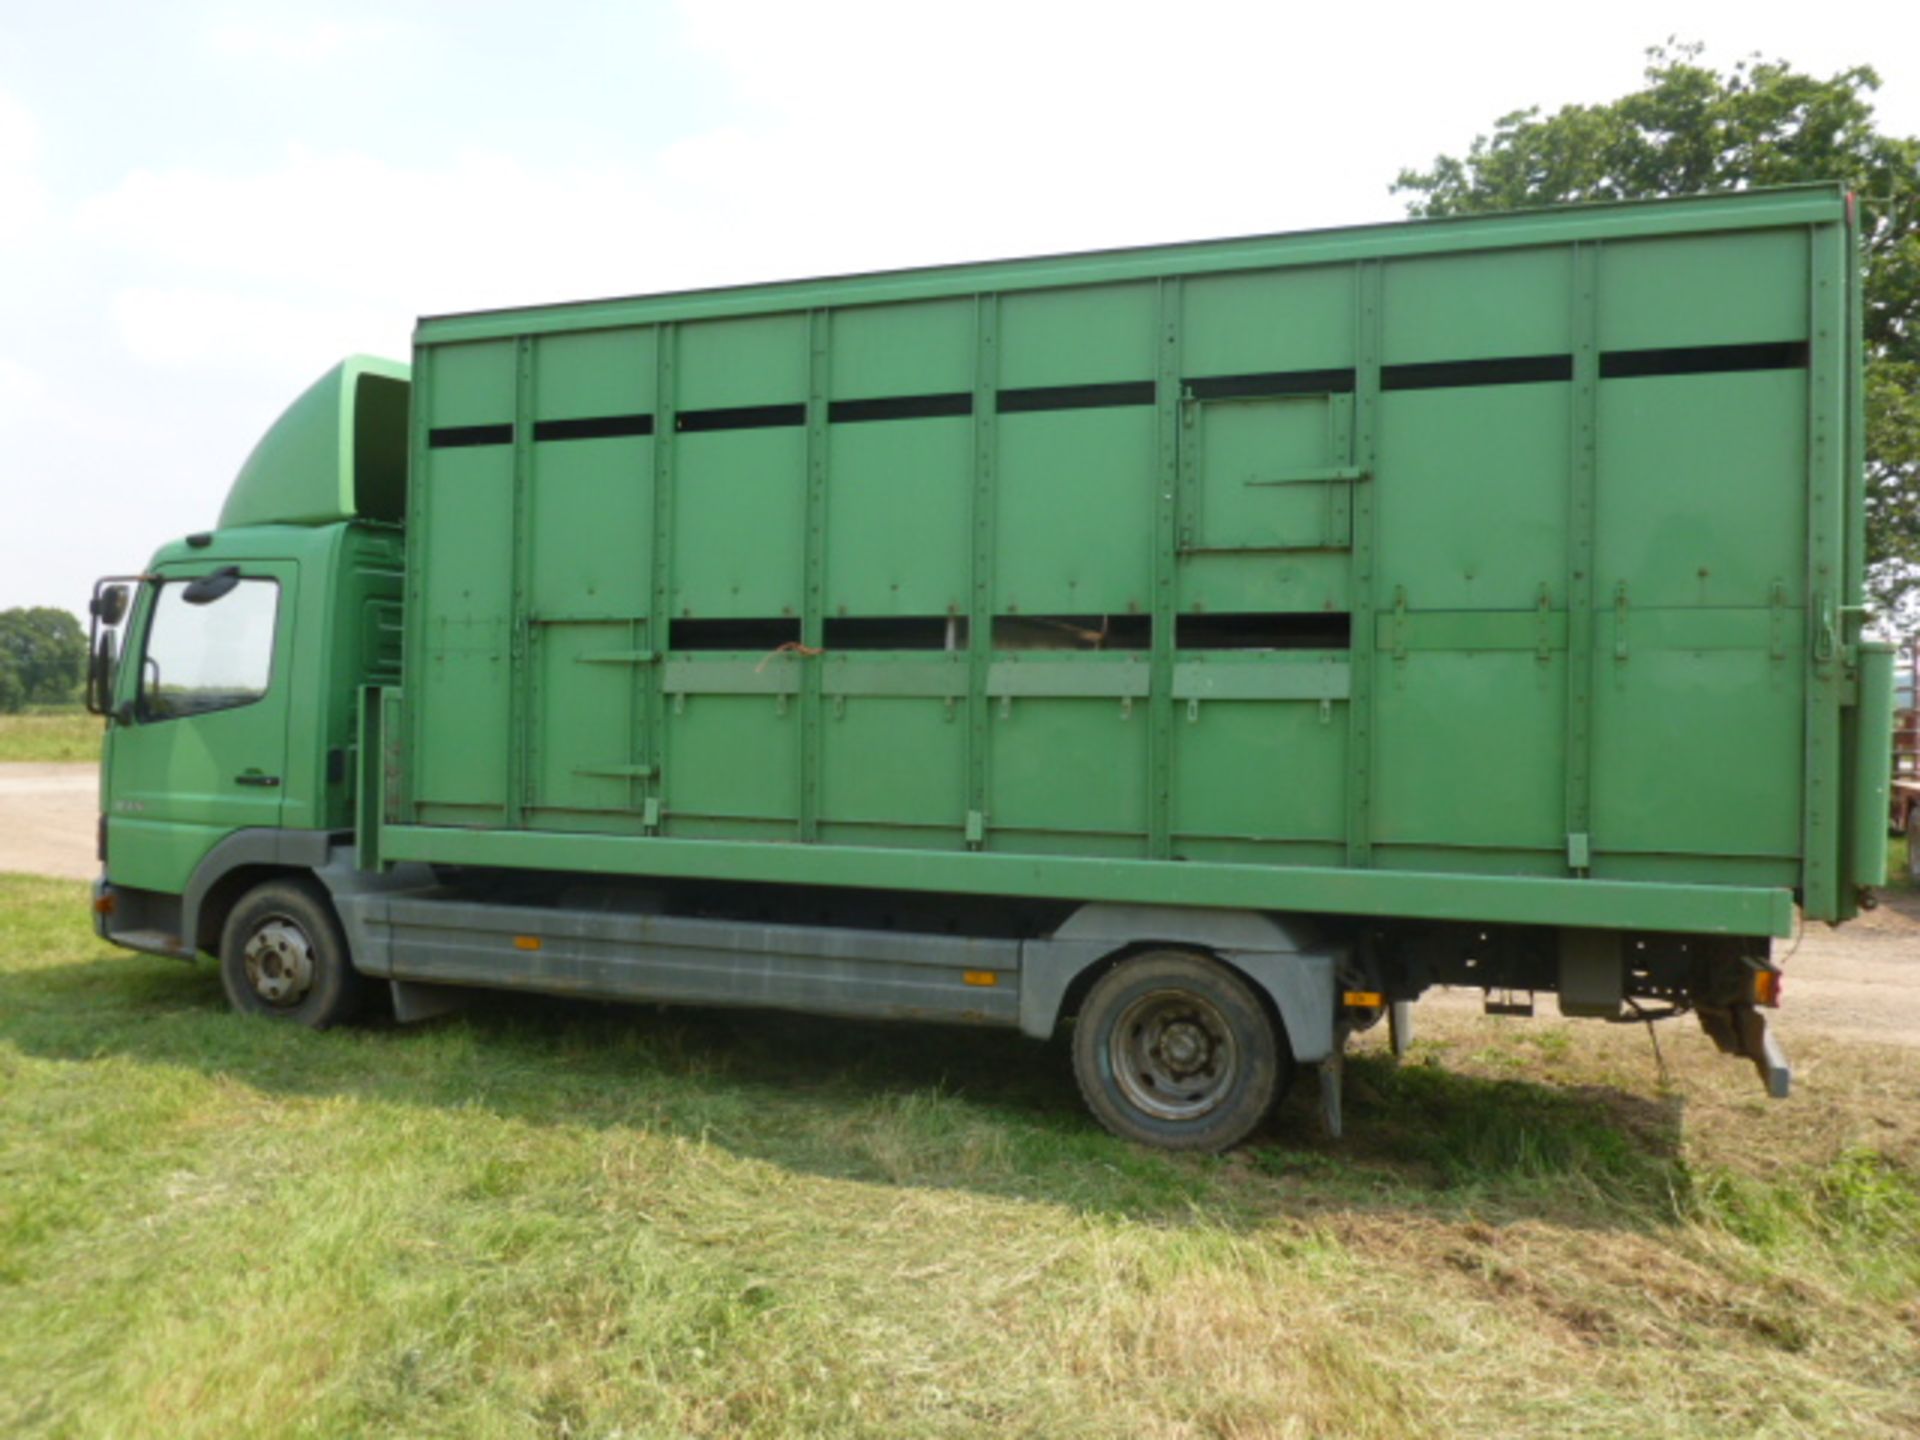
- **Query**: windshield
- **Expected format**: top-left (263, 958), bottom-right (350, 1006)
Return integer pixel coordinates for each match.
top-left (138, 577), bottom-right (280, 720)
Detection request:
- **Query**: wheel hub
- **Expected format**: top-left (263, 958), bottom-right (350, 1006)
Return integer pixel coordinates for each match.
top-left (243, 918), bottom-right (315, 1007)
top-left (1110, 989), bottom-right (1238, 1122)
top-left (1159, 1020), bottom-right (1210, 1073)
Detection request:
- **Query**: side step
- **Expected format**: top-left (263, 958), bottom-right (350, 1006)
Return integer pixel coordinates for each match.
top-left (105, 928), bottom-right (194, 961)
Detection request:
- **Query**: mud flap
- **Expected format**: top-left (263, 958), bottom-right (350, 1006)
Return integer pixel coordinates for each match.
top-left (390, 979), bottom-right (474, 1025)
top-left (1697, 1003), bottom-right (1792, 1099)
top-left (1319, 1048), bottom-right (1343, 1139)
top-left (1388, 1000), bottom-right (1414, 1057)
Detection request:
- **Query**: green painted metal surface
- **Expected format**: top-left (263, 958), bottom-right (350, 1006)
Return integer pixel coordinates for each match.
top-left (102, 523), bottom-right (404, 896)
top-left (220, 357), bottom-right (410, 529)
top-left (380, 188), bottom-right (1873, 934)
top-left (93, 188), bottom-right (1886, 947)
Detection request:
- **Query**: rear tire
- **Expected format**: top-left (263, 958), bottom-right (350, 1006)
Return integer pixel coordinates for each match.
top-left (1071, 950), bottom-right (1288, 1151)
top-left (219, 877), bottom-right (365, 1029)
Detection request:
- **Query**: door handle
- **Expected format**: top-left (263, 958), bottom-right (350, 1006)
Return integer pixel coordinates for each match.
top-left (235, 773), bottom-right (281, 788)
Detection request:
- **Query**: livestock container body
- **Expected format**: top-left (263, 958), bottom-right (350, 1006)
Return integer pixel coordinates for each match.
top-left (387, 185), bottom-right (1886, 930)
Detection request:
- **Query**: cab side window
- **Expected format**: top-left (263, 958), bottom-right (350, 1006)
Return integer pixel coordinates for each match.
top-left (138, 579), bottom-right (280, 720)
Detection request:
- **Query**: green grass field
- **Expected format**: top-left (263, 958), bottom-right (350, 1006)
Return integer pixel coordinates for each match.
top-left (0, 708), bottom-right (101, 763)
top-left (2, 872), bottom-right (1917, 1438)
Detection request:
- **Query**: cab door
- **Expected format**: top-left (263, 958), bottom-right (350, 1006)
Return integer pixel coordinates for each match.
top-left (104, 561), bottom-right (298, 896)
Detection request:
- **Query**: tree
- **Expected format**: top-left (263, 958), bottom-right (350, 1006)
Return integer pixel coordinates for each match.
top-left (0, 607), bottom-right (88, 710)
top-left (1394, 43), bottom-right (1920, 634)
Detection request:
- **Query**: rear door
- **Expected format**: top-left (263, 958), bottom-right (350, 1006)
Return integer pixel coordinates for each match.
top-left (104, 561), bottom-right (297, 896)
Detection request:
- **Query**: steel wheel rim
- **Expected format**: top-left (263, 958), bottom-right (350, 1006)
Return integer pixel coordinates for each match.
top-left (243, 916), bottom-right (316, 1007)
top-left (1108, 987), bottom-right (1238, 1122)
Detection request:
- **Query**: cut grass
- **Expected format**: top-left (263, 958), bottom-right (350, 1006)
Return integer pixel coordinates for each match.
top-left (2, 871), bottom-right (1917, 1438)
top-left (0, 708), bottom-right (101, 764)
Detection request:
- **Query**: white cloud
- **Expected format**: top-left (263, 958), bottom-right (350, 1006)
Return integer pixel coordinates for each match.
top-left (0, 88), bottom-right (48, 245)
top-left (205, 16), bottom-right (401, 64)
top-left (111, 286), bottom-right (406, 372)
top-left (0, 353), bottom-right (47, 428)
top-left (75, 147), bottom-right (705, 315)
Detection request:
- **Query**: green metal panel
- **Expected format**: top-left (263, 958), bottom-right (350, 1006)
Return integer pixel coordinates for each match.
top-left (1598, 229), bottom-right (1808, 350)
top-left (414, 443), bottom-right (512, 817)
top-left (994, 410), bottom-right (1155, 614)
top-left (1595, 372), bottom-right (1806, 608)
top-left (1383, 246), bottom-right (1572, 363)
top-left (821, 692), bottom-right (965, 832)
top-left (671, 429), bottom-right (806, 618)
top-left (1181, 266), bottom-right (1354, 376)
top-left (1172, 695), bottom-right (1346, 844)
top-left (385, 187), bottom-right (1876, 941)
top-left (677, 313), bottom-right (807, 407)
top-left (1592, 641), bottom-right (1803, 858)
top-left (380, 822), bottom-right (1796, 938)
top-left (825, 418), bottom-right (971, 615)
top-left (1375, 386), bottom-right (1567, 609)
top-left (998, 283), bottom-right (1156, 386)
top-left (1375, 650), bottom-right (1566, 850)
top-left (829, 298), bottom-right (974, 397)
top-left (663, 685), bottom-right (798, 832)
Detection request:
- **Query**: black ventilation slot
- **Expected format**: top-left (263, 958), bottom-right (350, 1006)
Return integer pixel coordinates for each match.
top-left (997, 381), bottom-right (1156, 414)
top-left (822, 616), bottom-right (966, 651)
top-left (428, 423), bottom-right (514, 449)
top-left (1382, 355), bottom-right (1573, 391)
top-left (1177, 612), bottom-right (1351, 650)
top-left (1185, 368), bottom-right (1357, 401)
top-left (993, 614), bottom-right (1151, 651)
top-left (533, 413), bottom-right (655, 442)
top-left (670, 617), bottom-right (801, 651)
top-left (676, 403), bottom-right (807, 434)
top-left (829, 393), bottom-right (973, 424)
top-left (1599, 341), bottom-right (1808, 379)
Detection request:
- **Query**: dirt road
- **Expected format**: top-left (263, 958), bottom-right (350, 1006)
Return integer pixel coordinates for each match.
top-left (0, 763), bottom-right (97, 881)
top-left (2, 762), bottom-right (1913, 1042)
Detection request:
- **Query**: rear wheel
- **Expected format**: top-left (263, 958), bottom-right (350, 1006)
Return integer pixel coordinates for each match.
top-left (219, 877), bottom-right (365, 1029)
top-left (1071, 950), bottom-right (1288, 1151)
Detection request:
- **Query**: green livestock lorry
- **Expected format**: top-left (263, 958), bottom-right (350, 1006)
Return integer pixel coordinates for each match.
top-left (86, 185), bottom-right (1897, 1150)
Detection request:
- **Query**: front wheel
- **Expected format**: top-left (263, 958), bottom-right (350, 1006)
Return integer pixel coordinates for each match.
top-left (219, 877), bottom-right (366, 1028)
top-left (1071, 950), bottom-right (1289, 1151)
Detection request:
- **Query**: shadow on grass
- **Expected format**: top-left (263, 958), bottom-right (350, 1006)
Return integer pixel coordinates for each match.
top-left (1, 946), bottom-right (1690, 1230)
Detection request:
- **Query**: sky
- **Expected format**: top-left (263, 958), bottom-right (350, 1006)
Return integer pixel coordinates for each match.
top-left (2, 0), bottom-right (1918, 619)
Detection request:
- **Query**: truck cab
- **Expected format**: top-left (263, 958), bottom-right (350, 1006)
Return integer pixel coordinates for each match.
top-left (89, 358), bottom-right (407, 962)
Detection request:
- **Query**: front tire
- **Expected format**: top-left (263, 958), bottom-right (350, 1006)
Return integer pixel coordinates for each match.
top-left (219, 878), bottom-right (365, 1028)
top-left (1071, 950), bottom-right (1288, 1151)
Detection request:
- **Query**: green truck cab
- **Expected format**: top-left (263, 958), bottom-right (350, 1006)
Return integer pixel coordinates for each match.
top-left (89, 359), bottom-right (406, 958)
top-left (87, 191), bottom-right (1899, 1150)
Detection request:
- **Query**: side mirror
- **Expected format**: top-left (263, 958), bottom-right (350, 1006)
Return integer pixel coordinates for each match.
top-left (88, 631), bottom-right (119, 718)
top-left (91, 584), bottom-right (130, 626)
top-left (182, 566), bottom-right (242, 606)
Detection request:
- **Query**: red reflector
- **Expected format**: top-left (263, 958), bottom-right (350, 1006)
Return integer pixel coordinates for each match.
top-left (93, 893), bottom-right (116, 915)
top-left (1753, 970), bottom-right (1782, 1008)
